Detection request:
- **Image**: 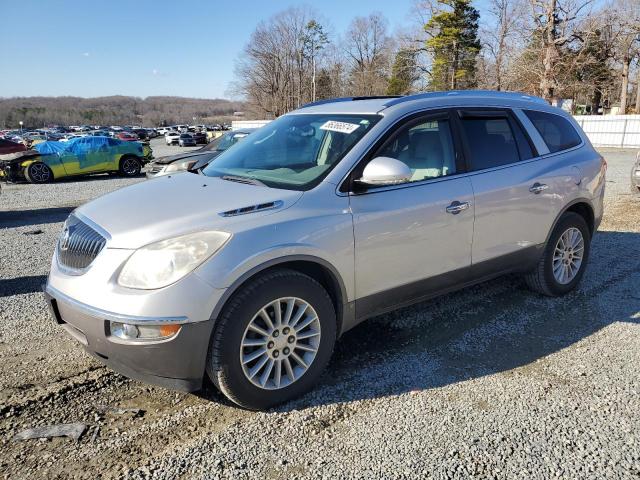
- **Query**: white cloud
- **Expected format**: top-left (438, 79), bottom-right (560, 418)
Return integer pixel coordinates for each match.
top-left (152, 69), bottom-right (158, 76)
top-left (82, 52), bottom-right (90, 57)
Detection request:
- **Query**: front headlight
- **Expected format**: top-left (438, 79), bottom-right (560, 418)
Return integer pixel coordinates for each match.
top-left (165, 159), bottom-right (197, 173)
top-left (118, 231), bottom-right (231, 289)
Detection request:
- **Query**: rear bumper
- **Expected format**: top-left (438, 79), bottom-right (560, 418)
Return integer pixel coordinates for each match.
top-left (44, 287), bottom-right (214, 392)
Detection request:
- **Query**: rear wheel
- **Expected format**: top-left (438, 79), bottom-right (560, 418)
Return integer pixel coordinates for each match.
top-left (524, 212), bottom-right (591, 296)
top-left (25, 162), bottom-right (53, 183)
top-left (206, 269), bottom-right (336, 410)
top-left (119, 156), bottom-right (141, 177)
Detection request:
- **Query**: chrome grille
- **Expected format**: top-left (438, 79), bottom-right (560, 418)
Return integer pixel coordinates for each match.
top-left (57, 215), bottom-right (106, 272)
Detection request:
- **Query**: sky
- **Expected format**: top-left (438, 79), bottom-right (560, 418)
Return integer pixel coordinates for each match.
top-left (0, 0), bottom-right (434, 100)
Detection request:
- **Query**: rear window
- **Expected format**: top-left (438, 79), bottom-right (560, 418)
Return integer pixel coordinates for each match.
top-left (524, 110), bottom-right (581, 153)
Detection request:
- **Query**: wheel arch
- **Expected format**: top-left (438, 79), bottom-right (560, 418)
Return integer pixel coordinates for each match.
top-left (545, 198), bottom-right (596, 246)
top-left (24, 160), bottom-right (55, 182)
top-left (209, 255), bottom-right (351, 336)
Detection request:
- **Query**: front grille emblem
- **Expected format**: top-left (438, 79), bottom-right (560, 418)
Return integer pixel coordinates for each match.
top-left (59, 224), bottom-right (75, 251)
top-left (56, 215), bottom-right (106, 273)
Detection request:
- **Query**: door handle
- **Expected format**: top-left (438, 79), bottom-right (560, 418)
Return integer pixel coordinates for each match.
top-left (529, 182), bottom-right (548, 194)
top-left (446, 201), bottom-right (470, 214)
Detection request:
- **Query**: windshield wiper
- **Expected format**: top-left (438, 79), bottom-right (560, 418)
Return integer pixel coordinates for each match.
top-left (220, 175), bottom-right (266, 187)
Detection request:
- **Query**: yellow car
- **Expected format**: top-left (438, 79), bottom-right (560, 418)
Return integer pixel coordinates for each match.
top-left (0, 136), bottom-right (152, 183)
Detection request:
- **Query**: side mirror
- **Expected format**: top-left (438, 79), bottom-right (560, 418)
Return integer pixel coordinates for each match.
top-left (357, 156), bottom-right (412, 186)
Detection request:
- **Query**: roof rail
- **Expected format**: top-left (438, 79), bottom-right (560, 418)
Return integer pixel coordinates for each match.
top-left (382, 90), bottom-right (548, 108)
top-left (301, 95), bottom-right (401, 109)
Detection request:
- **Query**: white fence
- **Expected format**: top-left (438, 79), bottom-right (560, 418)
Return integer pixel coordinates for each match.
top-left (573, 115), bottom-right (640, 149)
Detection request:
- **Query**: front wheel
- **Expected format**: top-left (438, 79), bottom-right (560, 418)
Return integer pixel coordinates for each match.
top-left (524, 212), bottom-right (591, 296)
top-left (119, 156), bottom-right (141, 177)
top-left (25, 162), bottom-right (53, 183)
top-left (206, 269), bottom-right (337, 410)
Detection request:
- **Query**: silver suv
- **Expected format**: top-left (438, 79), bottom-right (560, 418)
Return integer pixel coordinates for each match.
top-left (45, 92), bottom-right (606, 409)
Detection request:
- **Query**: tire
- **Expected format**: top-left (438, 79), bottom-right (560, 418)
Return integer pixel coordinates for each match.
top-left (25, 162), bottom-right (53, 183)
top-left (206, 269), bottom-right (337, 410)
top-left (118, 156), bottom-right (141, 177)
top-left (524, 212), bottom-right (591, 296)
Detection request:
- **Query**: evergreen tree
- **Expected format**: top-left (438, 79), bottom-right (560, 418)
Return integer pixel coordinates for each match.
top-left (425, 0), bottom-right (481, 90)
top-left (302, 20), bottom-right (329, 102)
top-left (387, 48), bottom-right (419, 95)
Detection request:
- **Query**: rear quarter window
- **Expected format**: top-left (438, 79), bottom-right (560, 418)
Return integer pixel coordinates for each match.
top-left (524, 110), bottom-right (582, 153)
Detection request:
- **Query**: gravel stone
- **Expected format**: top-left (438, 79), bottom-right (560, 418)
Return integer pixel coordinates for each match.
top-left (0, 143), bottom-right (638, 479)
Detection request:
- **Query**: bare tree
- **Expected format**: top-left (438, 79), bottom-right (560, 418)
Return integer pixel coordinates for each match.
top-left (528, 0), bottom-right (594, 102)
top-left (344, 13), bottom-right (393, 95)
top-left (234, 7), bottom-right (327, 117)
top-left (481, 0), bottom-right (526, 90)
top-left (609, 0), bottom-right (640, 113)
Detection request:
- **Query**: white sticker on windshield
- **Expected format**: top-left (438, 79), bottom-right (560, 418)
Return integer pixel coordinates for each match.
top-left (320, 121), bottom-right (360, 134)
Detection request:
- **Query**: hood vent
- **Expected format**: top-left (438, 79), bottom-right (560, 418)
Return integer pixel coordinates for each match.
top-left (220, 200), bottom-right (284, 217)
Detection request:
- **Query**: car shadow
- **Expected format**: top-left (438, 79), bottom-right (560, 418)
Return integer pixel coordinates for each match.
top-left (0, 275), bottom-right (47, 297)
top-left (192, 230), bottom-right (640, 411)
top-left (0, 206), bottom-right (75, 228)
top-left (52, 173), bottom-right (145, 183)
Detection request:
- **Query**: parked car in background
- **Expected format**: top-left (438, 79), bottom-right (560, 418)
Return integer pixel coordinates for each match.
top-left (146, 129), bottom-right (256, 179)
top-left (60, 134), bottom-right (86, 142)
top-left (192, 132), bottom-right (207, 144)
top-left (632, 151), bottom-right (640, 196)
top-left (131, 129), bottom-right (149, 141)
top-left (0, 138), bottom-right (27, 155)
top-left (117, 132), bottom-right (139, 142)
top-left (90, 130), bottom-right (111, 137)
top-left (165, 132), bottom-right (180, 145)
top-left (25, 134), bottom-right (48, 147)
top-left (146, 151), bottom-right (218, 179)
top-left (178, 133), bottom-right (196, 147)
top-left (0, 136), bottom-right (152, 183)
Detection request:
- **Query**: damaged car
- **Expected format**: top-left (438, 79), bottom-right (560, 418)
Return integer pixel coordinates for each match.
top-left (146, 129), bottom-right (255, 179)
top-left (0, 136), bottom-right (152, 183)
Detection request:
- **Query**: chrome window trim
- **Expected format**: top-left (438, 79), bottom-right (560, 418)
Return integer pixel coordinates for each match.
top-left (334, 104), bottom-right (587, 197)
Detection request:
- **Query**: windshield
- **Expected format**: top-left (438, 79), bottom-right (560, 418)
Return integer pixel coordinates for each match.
top-left (202, 114), bottom-right (380, 190)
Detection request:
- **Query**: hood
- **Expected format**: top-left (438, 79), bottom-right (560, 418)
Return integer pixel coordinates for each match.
top-left (76, 172), bottom-right (303, 249)
top-left (153, 150), bottom-right (210, 165)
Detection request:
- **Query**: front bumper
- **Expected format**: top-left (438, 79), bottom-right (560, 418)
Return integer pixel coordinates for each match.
top-left (45, 285), bottom-right (214, 391)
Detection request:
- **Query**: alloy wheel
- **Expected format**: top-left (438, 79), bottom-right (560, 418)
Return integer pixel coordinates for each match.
top-left (552, 227), bottom-right (584, 284)
top-left (240, 297), bottom-right (321, 390)
top-left (29, 163), bottom-right (51, 182)
top-left (121, 158), bottom-right (139, 175)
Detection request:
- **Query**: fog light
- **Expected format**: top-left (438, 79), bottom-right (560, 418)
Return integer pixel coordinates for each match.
top-left (634, 169), bottom-right (640, 178)
top-left (111, 322), bottom-right (139, 340)
top-left (110, 321), bottom-right (181, 340)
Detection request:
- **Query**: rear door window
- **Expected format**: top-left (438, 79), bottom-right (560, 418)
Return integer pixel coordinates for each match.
top-left (457, 110), bottom-right (533, 170)
top-left (523, 110), bottom-right (581, 153)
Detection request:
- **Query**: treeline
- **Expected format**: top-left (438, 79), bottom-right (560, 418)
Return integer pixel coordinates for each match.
top-left (235, 0), bottom-right (640, 117)
top-left (0, 96), bottom-right (245, 128)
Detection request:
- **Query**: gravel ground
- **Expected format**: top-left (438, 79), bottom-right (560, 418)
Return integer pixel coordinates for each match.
top-left (0, 146), bottom-right (638, 479)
